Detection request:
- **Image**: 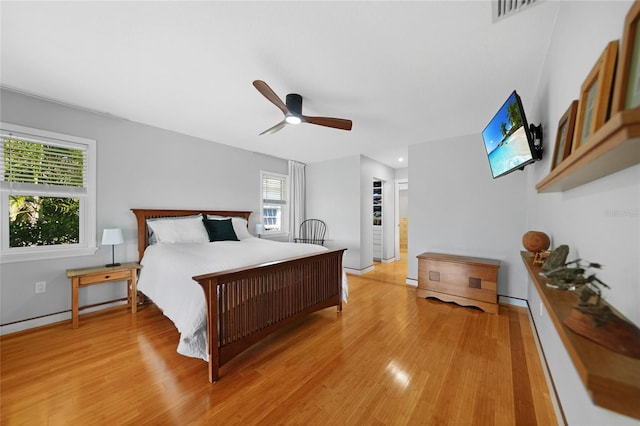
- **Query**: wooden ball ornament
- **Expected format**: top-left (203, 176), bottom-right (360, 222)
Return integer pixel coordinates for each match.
top-left (522, 231), bottom-right (550, 253)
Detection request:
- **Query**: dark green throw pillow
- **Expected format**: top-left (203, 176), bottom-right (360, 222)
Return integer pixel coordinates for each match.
top-left (202, 218), bottom-right (239, 242)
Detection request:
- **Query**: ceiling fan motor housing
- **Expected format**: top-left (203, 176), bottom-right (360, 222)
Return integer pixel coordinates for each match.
top-left (286, 93), bottom-right (303, 115)
top-left (253, 80), bottom-right (352, 133)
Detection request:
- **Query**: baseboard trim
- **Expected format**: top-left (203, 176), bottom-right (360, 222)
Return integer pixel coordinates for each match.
top-left (0, 300), bottom-right (127, 336)
top-left (523, 301), bottom-right (567, 425)
top-left (405, 278), bottom-right (418, 287)
top-left (498, 295), bottom-right (528, 307)
top-left (1, 311), bottom-right (71, 336)
top-left (344, 265), bottom-right (375, 275)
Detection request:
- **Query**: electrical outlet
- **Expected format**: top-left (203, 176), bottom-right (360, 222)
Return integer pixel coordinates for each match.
top-left (35, 281), bottom-right (46, 294)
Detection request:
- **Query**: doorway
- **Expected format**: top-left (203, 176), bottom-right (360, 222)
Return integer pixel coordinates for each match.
top-left (395, 179), bottom-right (408, 260)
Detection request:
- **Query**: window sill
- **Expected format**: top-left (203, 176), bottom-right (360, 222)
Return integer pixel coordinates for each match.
top-left (1, 246), bottom-right (98, 264)
top-left (259, 232), bottom-right (290, 241)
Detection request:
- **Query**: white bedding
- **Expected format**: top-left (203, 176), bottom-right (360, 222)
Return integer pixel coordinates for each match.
top-left (137, 237), bottom-right (348, 361)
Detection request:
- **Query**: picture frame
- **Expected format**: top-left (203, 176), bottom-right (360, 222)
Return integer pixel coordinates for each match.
top-left (551, 100), bottom-right (578, 171)
top-left (572, 40), bottom-right (619, 153)
top-left (612, 1), bottom-right (640, 113)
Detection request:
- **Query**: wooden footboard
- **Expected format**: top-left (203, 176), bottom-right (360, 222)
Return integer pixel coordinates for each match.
top-left (193, 248), bottom-right (345, 383)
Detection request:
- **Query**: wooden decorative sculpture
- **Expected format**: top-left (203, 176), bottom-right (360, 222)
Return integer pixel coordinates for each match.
top-left (541, 257), bottom-right (640, 359)
top-left (541, 244), bottom-right (569, 272)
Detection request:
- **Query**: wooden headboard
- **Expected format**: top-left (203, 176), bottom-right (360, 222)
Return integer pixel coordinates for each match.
top-left (130, 209), bottom-right (252, 261)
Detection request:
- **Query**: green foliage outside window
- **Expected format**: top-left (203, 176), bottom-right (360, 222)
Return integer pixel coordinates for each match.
top-left (9, 196), bottom-right (79, 247)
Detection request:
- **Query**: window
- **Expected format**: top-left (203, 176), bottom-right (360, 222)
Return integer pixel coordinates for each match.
top-left (260, 171), bottom-right (288, 234)
top-left (1, 123), bottom-right (97, 263)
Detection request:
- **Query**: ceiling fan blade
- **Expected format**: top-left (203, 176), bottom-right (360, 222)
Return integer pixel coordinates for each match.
top-left (259, 120), bottom-right (287, 135)
top-left (303, 116), bottom-right (353, 131)
top-left (253, 80), bottom-right (289, 115)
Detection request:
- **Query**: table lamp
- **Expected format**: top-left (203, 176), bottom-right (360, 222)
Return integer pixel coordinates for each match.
top-left (102, 228), bottom-right (124, 267)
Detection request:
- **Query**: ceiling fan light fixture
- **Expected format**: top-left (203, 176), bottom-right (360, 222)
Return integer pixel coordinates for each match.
top-left (253, 80), bottom-right (351, 134)
top-left (285, 115), bottom-right (302, 125)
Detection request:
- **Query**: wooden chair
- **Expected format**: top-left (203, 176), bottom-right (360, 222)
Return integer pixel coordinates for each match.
top-left (294, 219), bottom-right (327, 246)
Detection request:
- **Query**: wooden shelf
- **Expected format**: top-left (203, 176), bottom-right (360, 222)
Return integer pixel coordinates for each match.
top-left (521, 252), bottom-right (640, 419)
top-left (536, 108), bottom-right (640, 193)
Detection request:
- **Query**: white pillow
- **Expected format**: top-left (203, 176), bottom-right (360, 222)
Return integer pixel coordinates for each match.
top-left (231, 218), bottom-right (253, 240)
top-left (206, 215), bottom-right (253, 240)
top-left (147, 216), bottom-right (209, 244)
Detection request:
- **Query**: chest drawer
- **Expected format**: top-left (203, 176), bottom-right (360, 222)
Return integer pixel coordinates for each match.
top-left (417, 252), bottom-right (500, 313)
top-left (79, 269), bottom-right (132, 285)
top-left (419, 258), bottom-right (497, 303)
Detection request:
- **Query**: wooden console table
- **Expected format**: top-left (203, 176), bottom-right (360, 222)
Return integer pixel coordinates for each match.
top-left (521, 251), bottom-right (640, 420)
top-left (66, 262), bottom-right (141, 328)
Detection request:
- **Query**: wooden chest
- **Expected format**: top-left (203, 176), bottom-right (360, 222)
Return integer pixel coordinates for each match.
top-left (417, 252), bottom-right (500, 314)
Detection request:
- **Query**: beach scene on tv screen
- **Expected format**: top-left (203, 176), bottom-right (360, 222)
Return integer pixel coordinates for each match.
top-left (482, 93), bottom-right (533, 177)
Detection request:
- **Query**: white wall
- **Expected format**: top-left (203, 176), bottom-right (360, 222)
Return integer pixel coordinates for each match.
top-left (395, 167), bottom-right (408, 180)
top-left (399, 188), bottom-right (408, 217)
top-left (0, 89), bottom-right (288, 332)
top-left (525, 1), bottom-right (639, 425)
top-left (307, 155), bottom-right (395, 271)
top-left (306, 155), bottom-right (363, 271)
top-left (407, 134), bottom-right (529, 298)
top-left (529, 0), bottom-right (638, 327)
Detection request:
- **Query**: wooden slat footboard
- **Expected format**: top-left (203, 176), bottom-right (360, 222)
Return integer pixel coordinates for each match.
top-left (193, 248), bottom-right (346, 383)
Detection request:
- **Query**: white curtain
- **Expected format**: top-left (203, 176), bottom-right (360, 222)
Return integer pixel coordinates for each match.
top-left (288, 160), bottom-right (306, 241)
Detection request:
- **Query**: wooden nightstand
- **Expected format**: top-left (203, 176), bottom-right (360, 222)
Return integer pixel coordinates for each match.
top-left (66, 262), bottom-right (141, 328)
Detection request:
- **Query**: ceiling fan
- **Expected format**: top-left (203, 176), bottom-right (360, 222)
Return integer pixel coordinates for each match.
top-left (252, 80), bottom-right (353, 135)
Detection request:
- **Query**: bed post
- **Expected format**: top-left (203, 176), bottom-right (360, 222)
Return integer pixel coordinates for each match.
top-left (200, 277), bottom-right (220, 383)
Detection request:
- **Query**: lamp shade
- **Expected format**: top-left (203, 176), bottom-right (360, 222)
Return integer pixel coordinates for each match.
top-left (101, 228), bottom-right (124, 246)
top-left (255, 223), bottom-right (264, 236)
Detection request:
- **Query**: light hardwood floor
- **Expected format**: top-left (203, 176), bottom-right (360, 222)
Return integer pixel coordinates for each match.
top-left (1, 255), bottom-right (558, 425)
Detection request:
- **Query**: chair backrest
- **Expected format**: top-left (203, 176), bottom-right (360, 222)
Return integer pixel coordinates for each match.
top-left (296, 219), bottom-right (327, 246)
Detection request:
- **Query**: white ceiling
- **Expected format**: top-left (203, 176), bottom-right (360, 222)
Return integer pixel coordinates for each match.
top-left (0, 1), bottom-right (559, 168)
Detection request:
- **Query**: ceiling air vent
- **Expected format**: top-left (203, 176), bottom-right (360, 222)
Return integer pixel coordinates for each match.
top-left (493, 0), bottom-right (541, 23)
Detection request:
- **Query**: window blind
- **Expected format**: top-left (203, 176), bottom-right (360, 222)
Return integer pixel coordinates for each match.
top-left (0, 135), bottom-right (87, 197)
top-left (262, 175), bottom-right (287, 205)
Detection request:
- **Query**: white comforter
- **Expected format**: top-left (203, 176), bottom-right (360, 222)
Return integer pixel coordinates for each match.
top-left (137, 237), bottom-right (348, 361)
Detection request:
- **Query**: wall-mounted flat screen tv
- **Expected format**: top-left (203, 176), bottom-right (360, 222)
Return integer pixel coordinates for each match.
top-left (481, 91), bottom-right (538, 178)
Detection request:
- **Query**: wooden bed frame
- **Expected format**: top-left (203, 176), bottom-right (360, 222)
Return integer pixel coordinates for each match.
top-left (131, 208), bottom-right (345, 383)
